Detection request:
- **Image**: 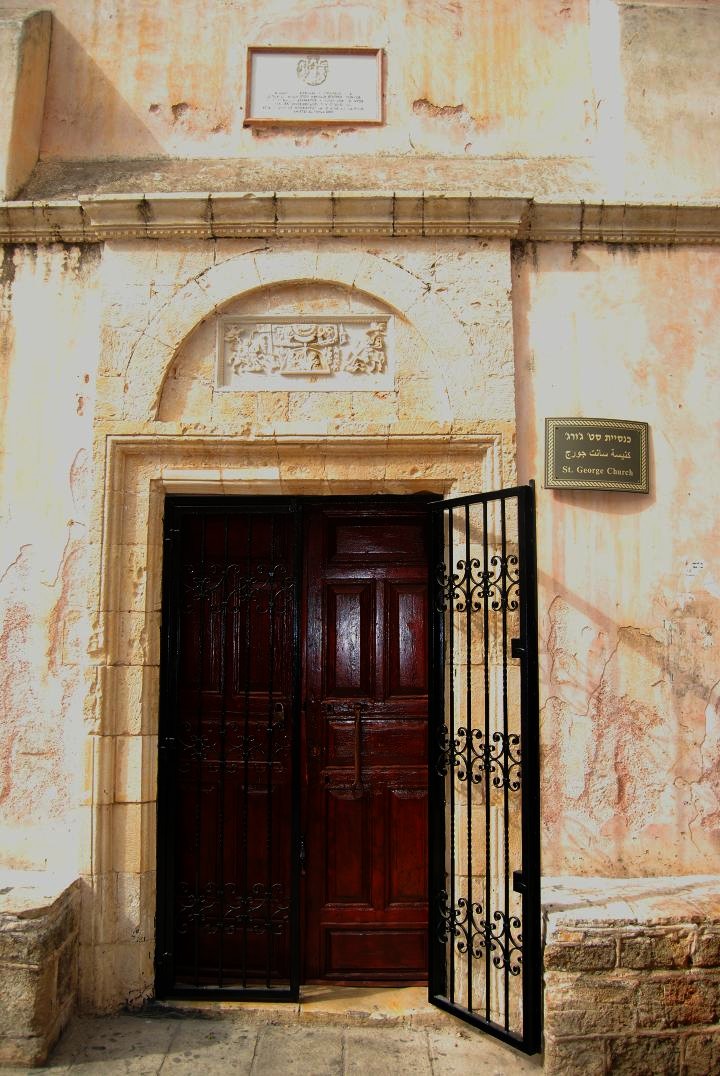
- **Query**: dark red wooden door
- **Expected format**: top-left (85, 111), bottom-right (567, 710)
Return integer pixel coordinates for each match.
top-left (163, 507), bottom-right (298, 993)
top-left (302, 503), bottom-right (430, 982)
top-left (158, 499), bottom-right (429, 997)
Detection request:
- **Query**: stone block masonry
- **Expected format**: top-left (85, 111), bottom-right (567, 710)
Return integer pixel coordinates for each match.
top-left (542, 877), bottom-right (720, 1076)
top-left (0, 874), bottom-right (80, 1067)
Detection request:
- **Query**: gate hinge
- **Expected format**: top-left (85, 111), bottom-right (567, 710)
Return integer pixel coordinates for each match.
top-left (512, 870), bottom-right (526, 895)
top-left (511, 638), bottom-right (524, 659)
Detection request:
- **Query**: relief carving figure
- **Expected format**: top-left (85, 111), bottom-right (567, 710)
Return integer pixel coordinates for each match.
top-left (222, 318), bottom-right (389, 387)
top-left (296, 56), bottom-right (329, 86)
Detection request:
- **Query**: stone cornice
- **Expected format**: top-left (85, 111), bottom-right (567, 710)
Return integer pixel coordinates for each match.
top-left (1, 192), bottom-right (720, 244)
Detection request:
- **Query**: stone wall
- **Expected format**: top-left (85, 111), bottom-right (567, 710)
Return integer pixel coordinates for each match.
top-left (543, 877), bottom-right (720, 1075)
top-left (0, 873), bottom-right (80, 1066)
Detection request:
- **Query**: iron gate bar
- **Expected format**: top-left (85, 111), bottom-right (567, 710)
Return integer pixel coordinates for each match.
top-left (428, 484), bottom-right (541, 1055)
top-left (517, 483), bottom-right (541, 1053)
top-left (156, 497), bottom-right (302, 1002)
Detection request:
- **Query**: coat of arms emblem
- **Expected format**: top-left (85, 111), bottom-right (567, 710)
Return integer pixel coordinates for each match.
top-left (296, 55), bottom-right (329, 86)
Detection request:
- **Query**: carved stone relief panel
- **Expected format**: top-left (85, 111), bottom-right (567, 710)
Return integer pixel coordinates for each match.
top-left (216, 315), bottom-right (393, 391)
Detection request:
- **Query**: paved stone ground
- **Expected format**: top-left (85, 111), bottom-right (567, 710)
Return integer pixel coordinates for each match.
top-left (3, 1011), bottom-right (543, 1074)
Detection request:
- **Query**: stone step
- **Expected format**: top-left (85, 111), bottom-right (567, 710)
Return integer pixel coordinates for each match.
top-left (147, 986), bottom-right (478, 1033)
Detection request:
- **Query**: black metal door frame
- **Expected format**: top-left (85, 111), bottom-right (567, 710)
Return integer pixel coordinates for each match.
top-left (428, 484), bottom-right (541, 1053)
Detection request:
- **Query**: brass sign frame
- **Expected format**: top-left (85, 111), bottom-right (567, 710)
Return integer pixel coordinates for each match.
top-left (245, 47), bottom-right (385, 126)
top-left (545, 418), bottom-right (650, 493)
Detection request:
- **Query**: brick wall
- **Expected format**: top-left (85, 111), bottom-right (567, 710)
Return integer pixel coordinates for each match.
top-left (543, 878), bottom-right (720, 1075)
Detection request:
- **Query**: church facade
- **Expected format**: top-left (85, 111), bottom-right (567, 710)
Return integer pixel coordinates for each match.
top-left (1, 2), bottom-right (719, 1071)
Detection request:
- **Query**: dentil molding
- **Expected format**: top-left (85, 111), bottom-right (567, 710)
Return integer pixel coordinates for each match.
top-left (1, 192), bottom-right (720, 244)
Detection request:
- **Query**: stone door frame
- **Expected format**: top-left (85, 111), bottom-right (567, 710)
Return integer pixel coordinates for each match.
top-left (80, 431), bottom-right (505, 1011)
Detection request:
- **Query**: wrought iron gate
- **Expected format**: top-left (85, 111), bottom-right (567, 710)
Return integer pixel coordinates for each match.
top-left (428, 485), bottom-right (540, 1052)
top-left (156, 499), bottom-right (301, 1000)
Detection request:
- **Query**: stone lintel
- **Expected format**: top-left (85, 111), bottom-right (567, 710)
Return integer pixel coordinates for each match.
top-left (1, 192), bottom-right (719, 244)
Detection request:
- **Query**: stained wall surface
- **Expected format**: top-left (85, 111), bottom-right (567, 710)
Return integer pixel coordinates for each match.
top-left (34, 0), bottom-right (598, 162)
top-left (0, 244), bottom-right (99, 873)
top-left (0, 0), bottom-right (717, 200)
top-left (2, 233), bottom-right (719, 886)
top-left (1, 0), bottom-right (719, 1014)
top-left (514, 242), bottom-right (720, 875)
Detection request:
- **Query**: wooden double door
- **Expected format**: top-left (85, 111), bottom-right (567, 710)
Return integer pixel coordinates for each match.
top-left (157, 498), bottom-right (430, 995)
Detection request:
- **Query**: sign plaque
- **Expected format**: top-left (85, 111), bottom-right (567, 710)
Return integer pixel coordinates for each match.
top-left (545, 418), bottom-right (649, 493)
top-left (245, 47), bottom-right (384, 125)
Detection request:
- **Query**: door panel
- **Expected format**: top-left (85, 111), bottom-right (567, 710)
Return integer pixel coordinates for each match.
top-left (387, 788), bottom-right (428, 904)
top-left (325, 790), bottom-right (372, 904)
top-left (325, 928), bottom-right (427, 977)
top-left (157, 503), bottom-right (300, 999)
top-left (325, 583), bottom-right (374, 695)
top-left (386, 583), bottom-right (428, 696)
top-left (303, 503), bottom-right (430, 982)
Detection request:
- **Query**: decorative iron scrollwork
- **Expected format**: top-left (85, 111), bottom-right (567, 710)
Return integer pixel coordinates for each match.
top-left (489, 552), bottom-right (520, 612)
top-left (434, 562), bottom-right (465, 613)
top-left (177, 703), bottom-right (289, 771)
top-left (183, 561), bottom-right (294, 613)
top-left (489, 909), bottom-right (523, 976)
top-left (438, 892), bottom-right (523, 977)
top-left (176, 881), bottom-right (289, 937)
top-left (434, 553), bottom-right (520, 614)
top-left (436, 723), bottom-right (468, 778)
top-left (437, 725), bottom-right (521, 790)
top-left (437, 889), bottom-right (479, 955)
top-left (471, 729), bottom-right (522, 790)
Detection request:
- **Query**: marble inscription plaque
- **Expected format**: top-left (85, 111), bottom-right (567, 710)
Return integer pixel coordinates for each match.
top-left (217, 316), bottom-right (393, 392)
top-left (245, 48), bottom-right (383, 125)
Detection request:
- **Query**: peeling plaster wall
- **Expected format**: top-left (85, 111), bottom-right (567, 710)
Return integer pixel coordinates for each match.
top-left (620, 1), bottom-right (720, 200)
top-left (0, 243), bottom-right (101, 871)
top-left (513, 242), bottom-right (720, 876)
top-left (30, 0), bottom-right (596, 163)
top-left (0, 235), bottom-right (517, 889)
top-left (0, 0), bottom-right (711, 200)
top-left (2, 234), bottom-right (719, 888)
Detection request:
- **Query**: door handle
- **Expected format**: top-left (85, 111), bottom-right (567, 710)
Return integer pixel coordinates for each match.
top-left (353, 703), bottom-right (362, 789)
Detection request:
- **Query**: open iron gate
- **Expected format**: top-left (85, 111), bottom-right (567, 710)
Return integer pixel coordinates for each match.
top-left (428, 484), bottom-right (541, 1053)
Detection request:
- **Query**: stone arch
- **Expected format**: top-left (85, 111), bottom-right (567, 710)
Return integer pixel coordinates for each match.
top-left (121, 248), bottom-right (470, 422)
